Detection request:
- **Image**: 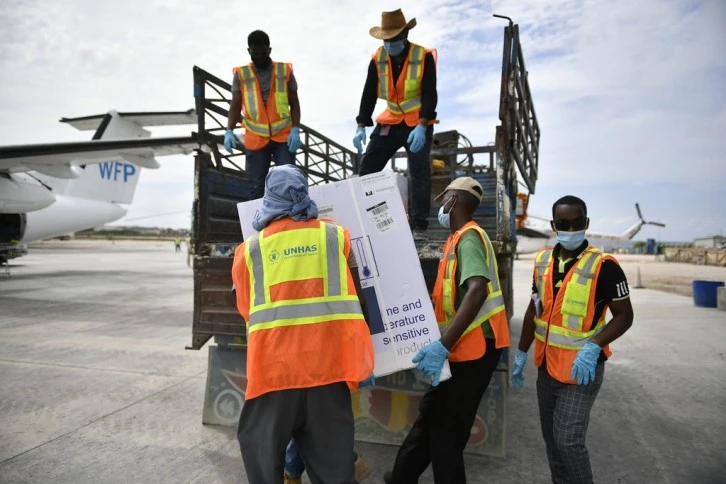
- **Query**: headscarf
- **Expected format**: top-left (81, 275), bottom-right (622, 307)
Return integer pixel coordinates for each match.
top-left (251, 164), bottom-right (318, 231)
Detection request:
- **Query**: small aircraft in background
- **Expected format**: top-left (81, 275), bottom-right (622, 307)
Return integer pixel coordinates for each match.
top-left (516, 203), bottom-right (666, 256)
top-left (0, 110), bottom-right (197, 263)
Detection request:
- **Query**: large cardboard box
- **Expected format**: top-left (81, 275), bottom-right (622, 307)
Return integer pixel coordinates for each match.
top-left (237, 170), bottom-right (450, 380)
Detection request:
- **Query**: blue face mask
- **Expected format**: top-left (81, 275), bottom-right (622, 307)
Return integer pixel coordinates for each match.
top-left (438, 198), bottom-right (456, 229)
top-left (557, 230), bottom-right (586, 251)
top-left (383, 40), bottom-right (405, 56)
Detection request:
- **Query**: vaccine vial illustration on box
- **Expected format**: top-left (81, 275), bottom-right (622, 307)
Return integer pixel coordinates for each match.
top-left (352, 235), bottom-right (385, 336)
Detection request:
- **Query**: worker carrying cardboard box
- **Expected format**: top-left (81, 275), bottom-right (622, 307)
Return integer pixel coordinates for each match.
top-left (385, 177), bottom-right (510, 483)
top-left (231, 165), bottom-right (374, 484)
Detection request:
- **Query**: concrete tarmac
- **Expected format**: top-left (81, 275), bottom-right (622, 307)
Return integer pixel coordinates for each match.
top-left (1, 240), bottom-right (725, 483)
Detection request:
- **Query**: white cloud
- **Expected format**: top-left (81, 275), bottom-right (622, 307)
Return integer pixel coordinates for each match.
top-left (1, 0), bottom-right (724, 240)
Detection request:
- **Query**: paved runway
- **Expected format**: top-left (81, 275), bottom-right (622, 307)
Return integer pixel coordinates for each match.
top-left (1, 240), bottom-right (724, 483)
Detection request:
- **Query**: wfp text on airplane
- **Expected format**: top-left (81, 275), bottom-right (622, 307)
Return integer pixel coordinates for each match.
top-left (98, 161), bottom-right (137, 183)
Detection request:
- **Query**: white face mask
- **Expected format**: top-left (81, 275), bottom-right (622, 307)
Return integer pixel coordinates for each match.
top-left (438, 197), bottom-right (456, 229)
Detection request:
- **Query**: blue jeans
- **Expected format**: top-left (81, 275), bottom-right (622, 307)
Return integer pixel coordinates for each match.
top-left (284, 440), bottom-right (305, 479)
top-left (246, 140), bottom-right (295, 200)
top-left (358, 122), bottom-right (433, 230)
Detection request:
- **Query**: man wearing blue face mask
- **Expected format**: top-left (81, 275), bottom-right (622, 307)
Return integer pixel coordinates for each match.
top-left (384, 177), bottom-right (509, 484)
top-left (353, 9), bottom-right (438, 241)
top-left (511, 195), bottom-right (634, 484)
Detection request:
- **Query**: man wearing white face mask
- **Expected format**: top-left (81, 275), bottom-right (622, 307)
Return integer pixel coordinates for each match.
top-left (511, 195), bottom-right (634, 484)
top-left (353, 9), bottom-right (438, 241)
top-left (384, 177), bottom-right (509, 484)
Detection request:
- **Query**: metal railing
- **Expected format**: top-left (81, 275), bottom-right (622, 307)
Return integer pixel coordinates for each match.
top-left (495, 15), bottom-right (540, 194)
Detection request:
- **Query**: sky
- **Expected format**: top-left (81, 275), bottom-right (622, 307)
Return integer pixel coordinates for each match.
top-left (1, 0), bottom-right (724, 242)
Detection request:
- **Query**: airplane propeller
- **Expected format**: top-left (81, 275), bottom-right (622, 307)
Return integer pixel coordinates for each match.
top-left (636, 203), bottom-right (666, 228)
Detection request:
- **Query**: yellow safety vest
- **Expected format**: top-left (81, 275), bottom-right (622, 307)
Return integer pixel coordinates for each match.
top-left (432, 221), bottom-right (510, 362)
top-left (232, 218), bottom-right (374, 400)
top-left (237, 62), bottom-right (292, 147)
top-left (533, 246), bottom-right (614, 384)
top-left (375, 43), bottom-right (426, 115)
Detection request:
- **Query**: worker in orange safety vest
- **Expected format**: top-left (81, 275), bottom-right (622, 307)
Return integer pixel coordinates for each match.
top-left (385, 176), bottom-right (510, 484)
top-left (231, 164), bottom-right (374, 484)
top-left (225, 30), bottom-right (302, 200)
top-left (353, 9), bottom-right (438, 241)
top-left (512, 195), bottom-right (634, 483)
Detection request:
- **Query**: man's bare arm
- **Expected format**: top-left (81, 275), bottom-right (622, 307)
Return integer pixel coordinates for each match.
top-left (227, 91), bottom-right (242, 130)
top-left (288, 90), bottom-right (301, 128)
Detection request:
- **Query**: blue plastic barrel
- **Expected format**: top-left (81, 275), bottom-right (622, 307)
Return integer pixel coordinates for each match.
top-left (646, 238), bottom-right (656, 255)
top-left (692, 280), bottom-right (725, 308)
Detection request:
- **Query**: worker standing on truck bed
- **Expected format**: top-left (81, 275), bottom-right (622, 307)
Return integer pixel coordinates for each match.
top-left (511, 195), bottom-right (634, 484)
top-left (231, 164), bottom-right (374, 484)
top-left (225, 30), bottom-right (302, 200)
top-left (384, 177), bottom-right (510, 484)
top-left (353, 8), bottom-right (438, 241)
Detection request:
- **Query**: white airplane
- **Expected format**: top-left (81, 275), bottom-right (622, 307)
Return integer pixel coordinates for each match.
top-left (517, 203), bottom-right (666, 255)
top-left (0, 110), bottom-right (197, 263)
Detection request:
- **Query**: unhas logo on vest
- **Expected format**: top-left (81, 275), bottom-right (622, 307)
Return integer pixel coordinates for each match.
top-left (282, 245), bottom-right (318, 258)
top-left (269, 249), bottom-right (280, 263)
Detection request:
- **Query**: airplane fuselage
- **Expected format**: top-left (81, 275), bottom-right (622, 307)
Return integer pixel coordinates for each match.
top-left (21, 195), bottom-right (127, 243)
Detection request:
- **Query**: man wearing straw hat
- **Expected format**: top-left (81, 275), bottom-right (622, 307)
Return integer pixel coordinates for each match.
top-left (353, 9), bottom-right (438, 241)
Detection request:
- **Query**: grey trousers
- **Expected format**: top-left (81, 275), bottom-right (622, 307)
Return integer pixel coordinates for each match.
top-left (537, 362), bottom-right (604, 484)
top-left (237, 382), bottom-right (356, 484)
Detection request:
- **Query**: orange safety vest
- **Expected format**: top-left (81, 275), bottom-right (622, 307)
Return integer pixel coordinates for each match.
top-left (432, 221), bottom-right (510, 362)
top-left (234, 62), bottom-right (293, 151)
top-left (231, 218), bottom-right (374, 400)
top-left (373, 42), bottom-right (437, 127)
top-left (533, 246), bottom-right (615, 384)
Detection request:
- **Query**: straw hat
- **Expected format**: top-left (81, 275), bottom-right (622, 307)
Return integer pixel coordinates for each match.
top-left (369, 9), bottom-right (417, 40)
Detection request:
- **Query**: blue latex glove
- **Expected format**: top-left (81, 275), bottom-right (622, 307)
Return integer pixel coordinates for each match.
top-left (353, 127), bottom-right (366, 154)
top-left (511, 349), bottom-right (528, 389)
top-left (223, 130), bottom-right (236, 154)
top-left (412, 340), bottom-right (450, 386)
top-left (359, 374), bottom-right (376, 388)
top-left (406, 125), bottom-right (426, 153)
top-left (287, 126), bottom-right (301, 153)
top-left (571, 341), bottom-right (602, 385)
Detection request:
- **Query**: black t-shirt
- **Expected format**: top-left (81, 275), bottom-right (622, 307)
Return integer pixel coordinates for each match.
top-left (532, 241), bottom-right (630, 360)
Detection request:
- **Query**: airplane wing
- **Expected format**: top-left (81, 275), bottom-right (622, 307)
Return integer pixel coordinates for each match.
top-left (61, 109), bottom-right (197, 133)
top-left (0, 136), bottom-right (198, 177)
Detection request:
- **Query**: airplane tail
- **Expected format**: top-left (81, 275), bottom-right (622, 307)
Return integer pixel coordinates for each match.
top-left (45, 110), bottom-right (195, 204)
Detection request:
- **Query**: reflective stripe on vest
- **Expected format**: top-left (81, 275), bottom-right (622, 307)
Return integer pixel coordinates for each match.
top-left (534, 248), bottom-right (553, 300)
top-left (240, 65), bottom-right (260, 123)
top-left (245, 222), bottom-right (361, 333)
top-left (439, 225), bottom-right (506, 337)
top-left (561, 252), bottom-right (600, 330)
top-left (238, 63), bottom-right (292, 138)
top-left (534, 318), bottom-right (606, 350)
top-left (375, 44), bottom-right (425, 115)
